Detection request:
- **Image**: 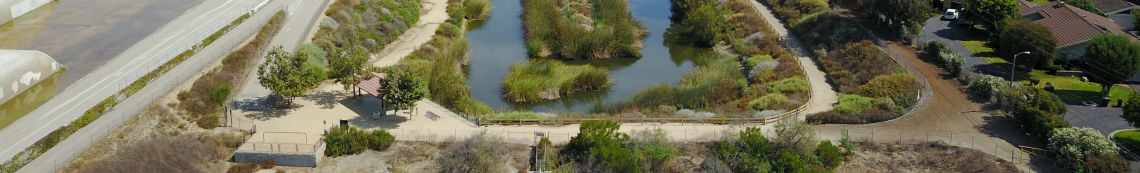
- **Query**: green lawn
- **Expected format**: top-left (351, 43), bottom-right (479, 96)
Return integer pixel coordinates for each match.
top-left (961, 41), bottom-right (993, 55)
top-left (1113, 130), bottom-right (1140, 153)
top-left (962, 40), bottom-right (1138, 104)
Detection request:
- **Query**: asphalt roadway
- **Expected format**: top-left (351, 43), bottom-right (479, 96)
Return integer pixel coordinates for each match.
top-left (0, 0), bottom-right (273, 170)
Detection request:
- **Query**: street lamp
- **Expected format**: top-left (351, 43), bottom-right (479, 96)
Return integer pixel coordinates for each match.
top-left (1011, 51), bottom-right (1031, 86)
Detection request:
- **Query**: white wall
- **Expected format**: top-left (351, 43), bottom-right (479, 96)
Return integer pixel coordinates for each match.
top-left (0, 0), bottom-right (52, 24)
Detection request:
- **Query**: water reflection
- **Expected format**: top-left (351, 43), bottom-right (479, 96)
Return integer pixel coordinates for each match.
top-left (0, 72), bottom-right (60, 129)
top-left (465, 0), bottom-right (709, 112)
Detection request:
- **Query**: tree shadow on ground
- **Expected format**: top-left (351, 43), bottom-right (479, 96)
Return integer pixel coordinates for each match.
top-left (336, 96), bottom-right (408, 129)
top-left (235, 95), bottom-right (295, 120)
top-left (976, 114), bottom-right (1063, 172)
top-left (1051, 89), bottom-right (1102, 105)
top-left (302, 90), bottom-right (342, 109)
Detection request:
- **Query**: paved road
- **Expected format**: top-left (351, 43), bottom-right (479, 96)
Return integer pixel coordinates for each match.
top-left (923, 16), bottom-right (1133, 145)
top-left (745, 0), bottom-right (838, 116)
top-left (0, 0), bottom-right (267, 163)
top-left (921, 17), bottom-right (1005, 77)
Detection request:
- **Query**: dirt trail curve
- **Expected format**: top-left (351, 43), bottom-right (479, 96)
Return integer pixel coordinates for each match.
top-left (745, 0), bottom-right (837, 116)
top-left (369, 0), bottom-right (449, 67)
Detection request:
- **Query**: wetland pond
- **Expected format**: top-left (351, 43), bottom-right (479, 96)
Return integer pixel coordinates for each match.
top-left (466, 0), bottom-right (712, 112)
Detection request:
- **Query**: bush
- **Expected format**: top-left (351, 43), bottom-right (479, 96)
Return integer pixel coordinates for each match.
top-left (1082, 152), bottom-right (1130, 173)
top-left (489, 111), bottom-right (543, 120)
top-left (815, 140), bottom-right (843, 168)
top-left (1014, 108), bottom-right (1071, 139)
top-left (941, 51), bottom-right (966, 77)
top-left (767, 77), bottom-right (810, 93)
top-left (324, 126), bottom-right (395, 157)
top-left (438, 131), bottom-right (510, 173)
top-left (522, 0), bottom-right (645, 59)
top-left (772, 151), bottom-right (807, 172)
top-left (820, 41), bottom-right (897, 92)
top-left (501, 59), bottom-right (612, 102)
top-left (463, 0), bottom-right (491, 20)
top-left (791, 11), bottom-right (864, 50)
top-left (745, 54), bottom-right (774, 68)
top-left (834, 94), bottom-right (876, 114)
top-left (857, 74), bottom-right (918, 108)
top-left (1048, 127), bottom-right (1120, 172)
top-left (714, 127), bottom-right (774, 172)
top-left (196, 113), bottom-right (220, 129)
top-left (967, 74), bottom-right (1005, 100)
top-left (209, 83), bottom-right (231, 105)
top-left (749, 93), bottom-right (790, 110)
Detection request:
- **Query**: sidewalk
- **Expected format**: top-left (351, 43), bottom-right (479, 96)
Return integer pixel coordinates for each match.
top-left (745, 0), bottom-right (838, 116)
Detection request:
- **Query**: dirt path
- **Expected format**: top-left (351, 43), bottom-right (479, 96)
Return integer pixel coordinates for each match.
top-left (745, 0), bottom-right (837, 116)
top-left (369, 0), bottom-right (449, 67)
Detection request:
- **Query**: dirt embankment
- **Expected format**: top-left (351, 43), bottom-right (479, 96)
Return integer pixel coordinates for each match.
top-left (837, 141), bottom-right (1020, 173)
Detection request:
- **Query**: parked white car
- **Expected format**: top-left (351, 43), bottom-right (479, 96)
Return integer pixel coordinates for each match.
top-left (943, 9), bottom-right (959, 20)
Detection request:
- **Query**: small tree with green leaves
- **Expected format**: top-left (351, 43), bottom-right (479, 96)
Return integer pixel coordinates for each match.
top-left (1082, 33), bottom-right (1140, 97)
top-left (1048, 127), bottom-right (1122, 172)
top-left (962, 0), bottom-right (1019, 33)
top-left (258, 46), bottom-right (326, 104)
top-left (1000, 20), bottom-right (1057, 69)
top-left (1122, 94), bottom-right (1140, 128)
top-left (379, 66), bottom-right (429, 114)
top-left (329, 46), bottom-right (369, 94)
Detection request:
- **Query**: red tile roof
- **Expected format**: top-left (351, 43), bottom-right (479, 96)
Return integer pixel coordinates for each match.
top-left (1018, 1), bottom-right (1131, 48)
top-left (355, 72), bottom-right (387, 97)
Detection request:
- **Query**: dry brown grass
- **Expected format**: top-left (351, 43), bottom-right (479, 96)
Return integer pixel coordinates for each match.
top-left (70, 135), bottom-right (225, 173)
top-left (836, 141), bottom-right (1019, 173)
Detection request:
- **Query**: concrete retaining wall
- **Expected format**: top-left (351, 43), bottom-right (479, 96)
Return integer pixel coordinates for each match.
top-left (0, 0), bottom-right (52, 24)
top-left (232, 145), bottom-right (324, 167)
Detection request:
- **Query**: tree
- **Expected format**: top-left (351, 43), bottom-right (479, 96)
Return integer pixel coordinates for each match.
top-left (379, 66), bottom-right (428, 114)
top-left (1082, 33), bottom-right (1140, 97)
top-left (258, 46), bottom-right (325, 104)
top-left (676, 3), bottom-right (729, 47)
top-left (1122, 94), bottom-right (1140, 128)
top-left (1133, 9), bottom-right (1140, 31)
top-left (962, 0), bottom-right (1019, 32)
top-left (864, 0), bottom-right (931, 35)
top-left (1048, 127), bottom-right (1121, 172)
top-left (328, 46), bottom-right (369, 94)
top-left (999, 20), bottom-right (1057, 69)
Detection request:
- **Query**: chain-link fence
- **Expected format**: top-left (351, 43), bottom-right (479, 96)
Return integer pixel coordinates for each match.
top-left (14, 0), bottom-right (284, 172)
top-left (821, 128), bottom-right (1038, 165)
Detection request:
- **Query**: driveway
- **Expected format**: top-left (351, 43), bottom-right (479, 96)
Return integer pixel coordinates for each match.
top-left (1063, 105), bottom-right (1130, 136)
top-left (920, 17), bottom-right (1004, 78)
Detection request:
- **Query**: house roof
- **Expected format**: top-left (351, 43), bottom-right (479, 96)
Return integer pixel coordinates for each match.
top-left (1094, 0), bottom-right (1137, 14)
top-left (1018, 1), bottom-right (1132, 48)
top-left (354, 72), bottom-right (387, 97)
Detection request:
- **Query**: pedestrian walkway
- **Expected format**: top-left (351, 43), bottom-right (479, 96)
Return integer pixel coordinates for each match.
top-left (744, 0), bottom-right (838, 116)
top-left (370, 0), bottom-right (449, 67)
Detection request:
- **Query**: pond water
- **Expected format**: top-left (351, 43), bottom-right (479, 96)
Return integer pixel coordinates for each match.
top-left (466, 0), bottom-right (709, 112)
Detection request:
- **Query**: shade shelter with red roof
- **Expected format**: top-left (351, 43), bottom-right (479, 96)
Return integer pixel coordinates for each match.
top-left (354, 72), bottom-right (388, 117)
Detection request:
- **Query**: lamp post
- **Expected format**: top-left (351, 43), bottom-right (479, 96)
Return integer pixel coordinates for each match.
top-left (1011, 51), bottom-right (1031, 87)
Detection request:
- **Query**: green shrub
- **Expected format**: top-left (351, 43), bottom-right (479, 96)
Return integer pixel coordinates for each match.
top-left (834, 94), bottom-right (876, 114)
top-left (820, 41), bottom-right (896, 92)
top-left (324, 126), bottom-right (395, 157)
top-left (767, 77), bottom-right (810, 93)
top-left (791, 11), bottom-right (864, 50)
top-left (1082, 152), bottom-right (1130, 173)
top-left (196, 113), bottom-right (220, 129)
top-left (1048, 127), bottom-right (1121, 172)
top-left (857, 74), bottom-right (918, 108)
top-left (745, 54), bottom-right (774, 68)
top-left (501, 59), bottom-right (612, 102)
top-left (968, 74), bottom-right (1005, 100)
top-left (463, 0), bottom-right (491, 20)
top-left (749, 93), bottom-right (789, 110)
top-left (772, 151), bottom-right (807, 172)
top-left (490, 111), bottom-right (543, 120)
top-left (561, 120), bottom-right (643, 172)
top-left (208, 83), bottom-right (231, 105)
top-left (522, 0), bottom-right (645, 59)
top-left (815, 140), bottom-right (842, 168)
